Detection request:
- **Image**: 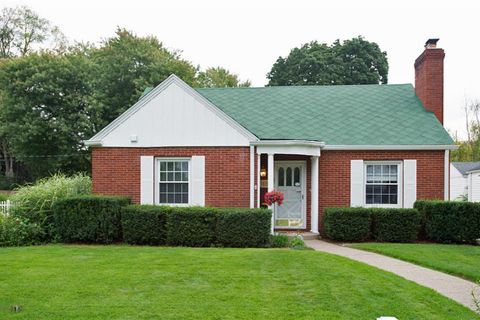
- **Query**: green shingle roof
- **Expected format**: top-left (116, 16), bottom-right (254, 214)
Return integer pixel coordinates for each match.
top-left (194, 84), bottom-right (454, 146)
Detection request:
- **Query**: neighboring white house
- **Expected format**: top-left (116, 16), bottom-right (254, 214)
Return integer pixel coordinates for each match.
top-left (450, 162), bottom-right (480, 201)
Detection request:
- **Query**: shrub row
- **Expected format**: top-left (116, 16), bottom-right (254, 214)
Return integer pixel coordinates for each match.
top-left (52, 196), bottom-right (272, 247)
top-left (125, 205), bottom-right (271, 247)
top-left (323, 207), bottom-right (420, 242)
top-left (414, 200), bottom-right (480, 244)
top-left (53, 195), bottom-right (131, 243)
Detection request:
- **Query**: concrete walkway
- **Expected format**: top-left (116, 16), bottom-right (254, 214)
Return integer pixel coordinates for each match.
top-left (305, 240), bottom-right (480, 311)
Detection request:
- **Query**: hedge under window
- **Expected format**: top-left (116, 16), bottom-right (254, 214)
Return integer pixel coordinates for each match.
top-left (365, 163), bottom-right (399, 205)
top-left (158, 160), bottom-right (189, 204)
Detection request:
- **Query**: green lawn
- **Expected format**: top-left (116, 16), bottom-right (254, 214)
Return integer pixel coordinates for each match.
top-left (351, 243), bottom-right (480, 282)
top-left (0, 246), bottom-right (478, 319)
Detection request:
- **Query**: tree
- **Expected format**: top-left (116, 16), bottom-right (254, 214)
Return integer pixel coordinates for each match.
top-left (196, 67), bottom-right (250, 88)
top-left (0, 6), bottom-right (63, 58)
top-left (0, 6), bottom-right (65, 181)
top-left (267, 36), bottom-right (388, 86)
top-left (0, 29), bottom-right (202, 178)
top-left (0, 52), bottom-right (94, 178)
top-left (89, 28), bottom-right (198, 129)
top-left (451, 99), bottom-right (480, 162)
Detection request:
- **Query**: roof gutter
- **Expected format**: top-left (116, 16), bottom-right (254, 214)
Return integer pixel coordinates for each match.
top-left (83, 140), bottom-right (103, 147)
top-left (251, 140), bottom-right (325, 147)
top-left (323, 144), bottom-right (458, 150)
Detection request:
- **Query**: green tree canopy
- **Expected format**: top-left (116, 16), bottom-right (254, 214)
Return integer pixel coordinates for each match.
top-left (196, 67), bottom-right (250, 88)
top-left (89, 28), bottom-right (198, 130)
top-left (0, 25), bottom-right (249, 180)
top-left (267, 36), bottom-right (388, 86)
top-left (0, 52), bottom-right (94, 177)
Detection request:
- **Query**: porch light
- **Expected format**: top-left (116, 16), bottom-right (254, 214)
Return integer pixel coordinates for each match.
top-left (260, 168), bottom-right (267, 178)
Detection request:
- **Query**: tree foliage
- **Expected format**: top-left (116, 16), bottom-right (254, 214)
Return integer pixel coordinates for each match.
top-left (451, 99), bottom-right (480, 162)
top-left (0, 7), bottom-right (250, 183)
top-left (267, 36), bottom-right (388, 86)
top-left (196, 67), bottom-right (250, 88)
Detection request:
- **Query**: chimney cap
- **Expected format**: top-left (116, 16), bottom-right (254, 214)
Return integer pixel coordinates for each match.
top-left (425, 38), bottom-right (440, 48)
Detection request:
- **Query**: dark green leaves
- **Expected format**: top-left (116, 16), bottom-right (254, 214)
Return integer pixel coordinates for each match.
top-left (267, 36), bottom-right (388, 86)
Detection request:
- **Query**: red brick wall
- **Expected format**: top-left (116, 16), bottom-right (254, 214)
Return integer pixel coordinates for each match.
top-left (92, 147), bottom-right (446, 232)
top-left (92, 147), bottom-right (250, 207)
top-left (415, 48), bottom-right (445, 124)
top-left (318, 150), bottom-right (445, 228)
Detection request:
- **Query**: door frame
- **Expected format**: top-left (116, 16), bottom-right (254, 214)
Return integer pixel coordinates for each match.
top-left (274, 160), bottom-right (307, 229)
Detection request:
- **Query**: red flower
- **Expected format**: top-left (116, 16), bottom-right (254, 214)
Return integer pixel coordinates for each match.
top-left (264, 190), bottom-right (284, 206)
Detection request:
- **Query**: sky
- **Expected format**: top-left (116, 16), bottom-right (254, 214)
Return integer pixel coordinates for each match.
top-left (3, 0), bottom-right (480, 139)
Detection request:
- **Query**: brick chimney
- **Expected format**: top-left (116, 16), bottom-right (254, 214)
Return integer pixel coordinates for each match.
top-left (414, 38), bottom-right (445, 124)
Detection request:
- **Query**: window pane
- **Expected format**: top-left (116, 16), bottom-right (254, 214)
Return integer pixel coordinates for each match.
top-left (167, 162), bottom-right (174, 171)
top-left (167, 194), bottom-right (174, 203)
top-left (182, 162), bottom-right (188, 171)
top-left (181, 172), bottom-right (188, 182)
top-left (174, 184), bottom-right (181, 192)
top-left (159, 184), bottom-right (166, 192)
top-left (294, 167), bottom-right (300, 186)
top-left (160, 162), bottom-right (166, 171)
top-left (175, 172), bottom-right (181, 181)
top-left (182, 194), bottom-right (188, 203)
top-left (278, 168), bottom-right (284, 186)
top-left (167, 172), bottom-right (174, 181)
top-left (167, 184), bottom-right (174, 192)
top-left (366, 194), bottom-right (373, 204)
top-left (175, 194), bottom-right (182, 203)
top-left (286, 167), bottom-right (292, 186)
top-left (160, 193), bottom-right (166, 203)
top-left (160, 172), bottom-right (166, 181)
top-left (389, 194), bottom-right (398, 204)
top-left (391, 165), bottom-right (397, 174)
top-left (174, 162), bottom-right (182, 171)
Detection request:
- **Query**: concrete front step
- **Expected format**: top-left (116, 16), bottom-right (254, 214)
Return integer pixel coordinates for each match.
top-left (277, 231), bottom-right (320, 241)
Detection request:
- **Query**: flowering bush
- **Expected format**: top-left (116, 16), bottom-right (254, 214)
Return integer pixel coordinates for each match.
top-left (264, 191), bottom-right (284, 206)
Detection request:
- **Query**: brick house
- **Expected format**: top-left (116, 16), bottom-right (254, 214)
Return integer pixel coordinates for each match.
top-left (85, 39), bottom-right (455, 234)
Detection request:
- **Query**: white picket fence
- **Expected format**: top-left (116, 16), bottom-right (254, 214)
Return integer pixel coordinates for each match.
top-left (0, 200), bottom-right (12, 216)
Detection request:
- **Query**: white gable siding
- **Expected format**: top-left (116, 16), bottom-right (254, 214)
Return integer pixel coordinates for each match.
top-left (449, 164), bottom-right (467, 200)
top-left (100, 81), bottom-right (251, 147)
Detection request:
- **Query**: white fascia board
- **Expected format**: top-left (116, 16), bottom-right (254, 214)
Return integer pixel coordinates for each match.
top-left (251, 140), bottom-right (325, 147)
top-left (84, 74), bottom-right (258, 145)
top-left (323, 144), bottom-right (458, 150)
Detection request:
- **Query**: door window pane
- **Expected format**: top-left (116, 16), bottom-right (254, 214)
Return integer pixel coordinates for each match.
top-left (294, 167), bottom-right (300, 186)
top-left (278, 168), bottom-right (284, 186)
top-left (286, 167), bottom-right (292, 186)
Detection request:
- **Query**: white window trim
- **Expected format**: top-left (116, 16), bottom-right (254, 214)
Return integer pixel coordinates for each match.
top-left (155, 157), bottom-right (192, 206)
top-left (363, 161), bottom-right (403, 208)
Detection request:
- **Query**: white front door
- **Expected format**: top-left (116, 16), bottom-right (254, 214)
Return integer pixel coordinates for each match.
top-left (274, 161), bottom-right (306, 228)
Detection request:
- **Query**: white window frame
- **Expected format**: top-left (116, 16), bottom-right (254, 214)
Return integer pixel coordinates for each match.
top-left (363, 161), bottom-right (403, 208)
top-left (155, 157), bottom-right (192, 206)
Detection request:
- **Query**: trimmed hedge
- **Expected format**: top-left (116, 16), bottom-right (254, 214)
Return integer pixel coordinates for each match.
top-left (216, 208), bottom-right (271, 247)
top-left (371, 208), bottom-right (420, 242)
top-left (414, 200), bottom-right (480, 244)
top-left (323, 208), bottom-right (372, 242)
top-left (166, 207), bottom-right (218, 247)
top-left (53, 195), bottom-right (130, 243)
top-left (121, 205), bottom-right (171, 245)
